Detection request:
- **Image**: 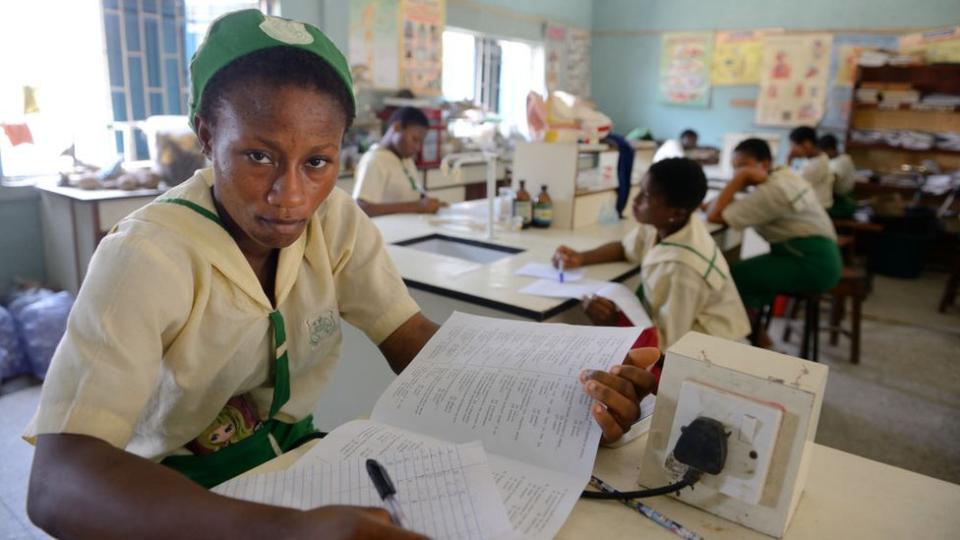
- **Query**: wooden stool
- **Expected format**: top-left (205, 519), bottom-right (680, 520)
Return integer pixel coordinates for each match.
top-left (939, 253), bottom-right (960, 313)
top-left (771, 293), bottom-right (822, 362)
top-left (823, 267), bottom-right (868, 364)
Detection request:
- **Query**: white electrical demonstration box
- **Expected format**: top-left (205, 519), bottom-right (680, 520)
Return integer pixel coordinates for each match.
top-left (638, 332), bottom-right (829, 538)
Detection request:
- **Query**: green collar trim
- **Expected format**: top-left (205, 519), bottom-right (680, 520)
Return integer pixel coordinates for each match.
top-left (158, 198), bottom-right (225, 230)
top-left (658, 241), bottom-right (728, 281)
top-left (790, 188), bottom-right (810, 204)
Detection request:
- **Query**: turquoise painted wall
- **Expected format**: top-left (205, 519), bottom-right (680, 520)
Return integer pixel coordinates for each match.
top-left (591, 0), bottom-right (960, 154)
top-left (0, 187), bottom-right (45, 292)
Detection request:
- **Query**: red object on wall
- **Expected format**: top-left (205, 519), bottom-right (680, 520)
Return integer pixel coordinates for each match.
top-left (1, 123), bottom-right (34, 146)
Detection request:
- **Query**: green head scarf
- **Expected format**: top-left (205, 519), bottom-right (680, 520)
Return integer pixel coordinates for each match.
top-left (188, 9), bottom-right (353, 132)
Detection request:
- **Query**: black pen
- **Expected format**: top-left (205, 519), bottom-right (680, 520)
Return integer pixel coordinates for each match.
top-left (366, 459), bottom-right (406, 527)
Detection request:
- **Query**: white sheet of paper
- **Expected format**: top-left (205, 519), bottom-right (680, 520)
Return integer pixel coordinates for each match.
top-left (594, 282), bottom-right (653, 329)
top-left (514, 262), bottom-right (586, 282)
top-left (370, 312), bottom-right (643, 539)
top-left (518, 278), bottom-right (610, 299)
top-left (214, 424), bottom-right (515, 540)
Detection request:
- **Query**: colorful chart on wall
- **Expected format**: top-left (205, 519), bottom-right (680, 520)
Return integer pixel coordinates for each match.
top-left (348, 0), bottom-right (400, 90)
top-left (712, 29), bottom-right (783, 86)
top-left (821, 34), bottom-right (898, 130)
top-left (659, 32), bottom-right (713, 107)
top-left (756, 33), bottom-right (833, 126)
top-left (545, 23), bottom-right (592, 98)
top-left (398, 0), bottom-right (445, 96)
top-left (899, 26), bottom-right (960, 63)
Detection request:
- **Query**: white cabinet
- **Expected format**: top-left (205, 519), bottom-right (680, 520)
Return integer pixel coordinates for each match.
top-left (512, 142), bottom-right (627, 229)
top-left (37, 182), bottom-right (162, 294)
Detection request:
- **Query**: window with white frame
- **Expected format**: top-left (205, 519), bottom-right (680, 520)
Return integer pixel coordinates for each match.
top-left (441, 28), bottom-right (545, 139)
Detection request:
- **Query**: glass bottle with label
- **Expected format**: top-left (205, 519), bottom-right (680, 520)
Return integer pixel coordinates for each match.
top-left (532, 184), bottom-right (553, 228)
top-left (513, 180), bottom-right (533, 229)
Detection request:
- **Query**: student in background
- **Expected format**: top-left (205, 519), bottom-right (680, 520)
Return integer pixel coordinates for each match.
top-left (818, 134), bottom-right (858, 218)
top-left (352, 106), bottom-right (444, 217)
top-left (652, 128), bottom-right (699, 163)
top-left (787, 126), bottom-right (833, 208)
top-left (553, 158), bottom-right (750, 349)
top-left (707, 138), bottom-right (841, 347)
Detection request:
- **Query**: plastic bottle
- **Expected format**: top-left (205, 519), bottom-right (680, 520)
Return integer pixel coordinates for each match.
top-left (514, 180), bottom-right (533, 229)
top-left (532, 184), bottom-right (553, 228)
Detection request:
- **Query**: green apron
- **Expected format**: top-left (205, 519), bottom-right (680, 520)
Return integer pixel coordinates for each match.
top-left (157, 198), bottom-right (320, 489)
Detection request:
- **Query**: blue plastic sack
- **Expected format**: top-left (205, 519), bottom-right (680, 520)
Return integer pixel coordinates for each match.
top-left (0, 305), bottom-right (28, 379)
top-left (16, 291), bottom-right (75, 379)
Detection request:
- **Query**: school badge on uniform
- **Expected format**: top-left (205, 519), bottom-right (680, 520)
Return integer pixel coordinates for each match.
top-left (308, 310), bottom-right (339, 346)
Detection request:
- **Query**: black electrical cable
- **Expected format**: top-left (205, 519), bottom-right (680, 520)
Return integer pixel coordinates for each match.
top-left (581, 469), bottom-right (702, 500)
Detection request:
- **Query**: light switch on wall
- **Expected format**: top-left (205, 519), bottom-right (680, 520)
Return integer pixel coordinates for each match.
top-left (665, 380), bottom-right (784, 506)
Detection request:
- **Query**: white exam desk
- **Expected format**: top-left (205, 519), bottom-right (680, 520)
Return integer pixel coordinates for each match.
top-left (240, 433), bottom-right (960, 539)
top-left (314, 199), bottom-right (738, 431)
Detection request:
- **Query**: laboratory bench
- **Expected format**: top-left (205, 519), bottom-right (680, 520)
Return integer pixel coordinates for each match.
top-left (243, 429), bottom-right (960, 539)
top-left (35, 178), bottom-right (167, 294)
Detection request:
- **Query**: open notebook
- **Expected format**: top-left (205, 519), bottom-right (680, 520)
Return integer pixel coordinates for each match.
top-left (215, 312), bottom-right (643, 539)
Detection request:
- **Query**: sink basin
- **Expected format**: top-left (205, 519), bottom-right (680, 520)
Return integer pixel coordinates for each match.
top-left (393, 234), bottom-right (524, 264)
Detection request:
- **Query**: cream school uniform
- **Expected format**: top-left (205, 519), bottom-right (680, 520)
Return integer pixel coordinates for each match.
top-left (24, 168), bottom-right (420, 460)
top-left (798, 153), bottom-right (834, 208)
top-left (352, 143), bottom-right (422, 203)
top-left (621, 216), bottom-right (750, 348)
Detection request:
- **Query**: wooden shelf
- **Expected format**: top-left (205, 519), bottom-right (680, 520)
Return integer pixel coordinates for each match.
top-left (847, 142), bottom-right (960, 155)
top-left (854, 103), bottom-right (960, 113)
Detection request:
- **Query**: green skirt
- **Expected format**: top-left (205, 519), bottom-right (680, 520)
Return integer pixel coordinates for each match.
top-left (731, 236), bottom-right (842, 308)
top-left (828, 193), bottom-right (857, 219)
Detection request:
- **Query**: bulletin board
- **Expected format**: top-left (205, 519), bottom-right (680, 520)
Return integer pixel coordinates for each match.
top-left (545, 22), bottom-right (592, 98)
top-left (349, 0), bottom-right (400, 90)
top-left (659, 32), bottom-right (713, 107)
top-left (899, 26), bottom-right (960, 63)
top-left (712, 29), bottom-right (783, 86)
top-left (755, 34), bottom-right (833, 126)
top-left (399, 0), bottom-right (445, 96)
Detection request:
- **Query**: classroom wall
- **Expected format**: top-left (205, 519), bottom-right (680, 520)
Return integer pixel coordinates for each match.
top-left (0, 187), bottom-right (45, 293)
top-left (280, 0), bottom-right (593, 48)
top-left (590, 0), bottom-right (960, 154)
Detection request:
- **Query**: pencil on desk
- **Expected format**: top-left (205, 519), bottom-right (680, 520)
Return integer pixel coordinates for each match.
top-left (589, 476), bottom-right (702, 540)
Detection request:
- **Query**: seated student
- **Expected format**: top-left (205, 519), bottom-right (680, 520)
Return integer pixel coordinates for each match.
top-left (818, 134), bottom-right (858, 218)
top-left (787, 126), bottom-right (833, 208)
top-left (707, 138), bottom-right (841, 347)
top-left (553, 158), bottom-right (751, 349)
top-left (652, 128), bottom-right (699, 163)
top-left (23, 11), bottom-right (653, 539)
top-left (352, 106), bottom-right (444, 217)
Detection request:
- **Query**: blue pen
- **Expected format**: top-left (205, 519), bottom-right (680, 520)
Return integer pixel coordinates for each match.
top-left (589, 476), bottom-right (702, 540)
top-left (559, 259), bottom-right (565, 283)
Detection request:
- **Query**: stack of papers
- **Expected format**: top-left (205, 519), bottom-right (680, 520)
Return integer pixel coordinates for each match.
top-left (215, 313), bottom-right (645, 540)
top-left (514, 262), bottom-right (587, 282)
top-left (519, 279), bottom-right (653, 329)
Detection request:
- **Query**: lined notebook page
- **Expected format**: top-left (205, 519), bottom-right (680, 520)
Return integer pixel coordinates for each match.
top-left (214, 441), bottom-right (515, 540)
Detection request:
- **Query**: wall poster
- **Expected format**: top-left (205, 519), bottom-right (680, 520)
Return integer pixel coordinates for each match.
top-left (659, 32), bottom-right (713, 107)
top-left (398, 0), bottom-right (445, 96)
top-left (712, 29), bottom-right (782, 86)
top-left (756, 33), bottom-right (833, 126)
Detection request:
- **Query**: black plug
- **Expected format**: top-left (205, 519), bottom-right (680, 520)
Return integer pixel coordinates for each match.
top-left (673, 416), bottom-right (728, 475)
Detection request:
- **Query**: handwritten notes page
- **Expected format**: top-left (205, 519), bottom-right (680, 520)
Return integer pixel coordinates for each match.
top-left (370, 312), bottom-right (642, 538)
top-left (519, 280), bottom-right (653, 330)
top-left (214, 424), bottom-right (515, 540)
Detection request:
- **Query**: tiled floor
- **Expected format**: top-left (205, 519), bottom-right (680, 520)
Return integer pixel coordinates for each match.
top-left (1, 272), bottom-right (958, 538)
